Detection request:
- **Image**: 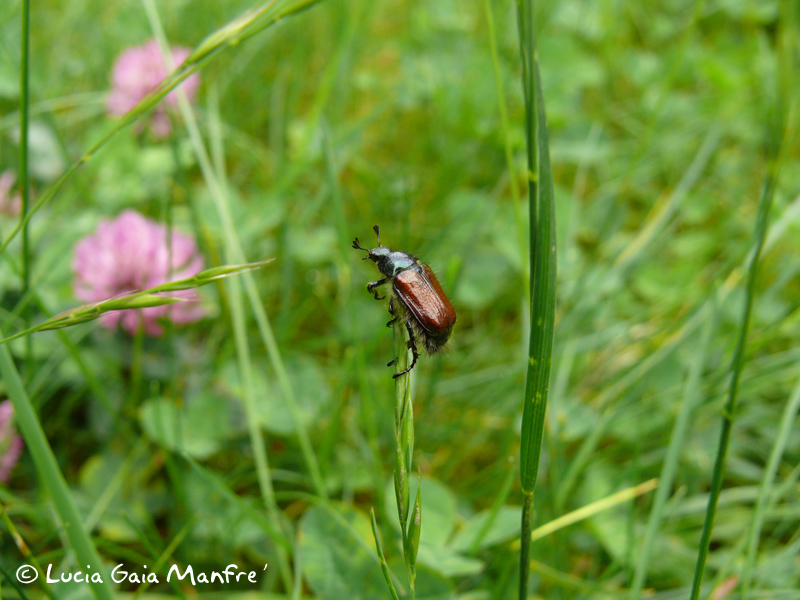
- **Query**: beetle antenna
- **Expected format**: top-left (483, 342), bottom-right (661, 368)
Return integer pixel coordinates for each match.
top-left (352, 237), bottom-right (371, 259)
top-left (373, 225), bottom-right (381, 246)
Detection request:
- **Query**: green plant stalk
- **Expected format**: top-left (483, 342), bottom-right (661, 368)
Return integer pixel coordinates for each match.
top-left (19, 0), bottom-right (32, 373)
top-left (0, 328), bottom-right (116, 600)
top-left (739, 8), bottom-right (799, 557)
top-left (519, 493), bottom-right (534, 598)
top-left (740, 14), bottom-right (800, 596)
top-left (393, 328), bottom-right (410, 532)
top-left (392, 319), bottom-right (416, 597)
top-left (515, 0), bottom-right (557, 598)
top-left (688, 143), bottom-right (778, 600)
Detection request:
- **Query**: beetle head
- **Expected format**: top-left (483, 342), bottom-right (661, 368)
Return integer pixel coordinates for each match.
top-left (352, 224), bottom-right (386, 261)
top-left (353, 225), bottom-right (415, 277)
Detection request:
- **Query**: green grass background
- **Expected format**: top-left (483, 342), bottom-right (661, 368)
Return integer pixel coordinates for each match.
top-left (0, 0), bottom-right (798, 598)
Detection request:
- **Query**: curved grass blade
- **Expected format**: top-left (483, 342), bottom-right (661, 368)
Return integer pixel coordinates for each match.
top-left (0, 260), bottom-right (273, 344)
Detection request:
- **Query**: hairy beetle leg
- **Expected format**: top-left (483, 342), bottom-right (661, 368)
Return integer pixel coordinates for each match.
top-left (392, 323), bottom-right (419, 379)
top-left (367, 278), bottom-right (389, 300)
top-left (386, 297), bottom-right (398, 326)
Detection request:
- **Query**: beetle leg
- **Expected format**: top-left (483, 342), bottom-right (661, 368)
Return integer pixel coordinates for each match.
top-left (387, 358), bottom-right (397, 366)
top-left (386, 297), bottom-right (398, 327)
top-left (392, 323), bottom-right (419, 379)
top-left (367, 278), bottom-right (389, 300)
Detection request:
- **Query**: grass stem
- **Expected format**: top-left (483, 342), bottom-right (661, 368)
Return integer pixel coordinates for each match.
top-left (688, 125), bottom-right (781, 600)
top-left (392, 319), bottom-right (417, 597)
top-left (19, 0), bottom-right (32, 375)
top-left (514, 0), bottom-right (557, 597)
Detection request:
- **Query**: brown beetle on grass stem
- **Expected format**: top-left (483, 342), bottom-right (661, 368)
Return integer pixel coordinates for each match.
top-left (353, 225), bottom-right (456, 378)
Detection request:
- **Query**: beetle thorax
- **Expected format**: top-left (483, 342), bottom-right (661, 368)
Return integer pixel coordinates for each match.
top-left (369, 247), bottom-right (417, 278)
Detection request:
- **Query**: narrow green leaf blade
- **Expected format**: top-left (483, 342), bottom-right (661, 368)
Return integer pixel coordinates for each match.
top-left (518, 18), bottom-right (557, 496)
top-left (406, 483), bottom-right (422, 571)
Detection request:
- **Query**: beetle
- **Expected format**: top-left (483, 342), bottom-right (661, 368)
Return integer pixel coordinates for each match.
top-left (353, 225), bottom-right (456, 378)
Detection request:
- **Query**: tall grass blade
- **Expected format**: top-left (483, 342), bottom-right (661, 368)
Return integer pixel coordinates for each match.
top-left (687, 121), bottom-right (783, 600)
top-left (514, 0), bottom-right (557, 598)
top-left (740, 7), bottom-right (797, 593)
top-left (19, 0), bottom-right (32, 371)
top-left (0, 330), bottom-right (116, 600)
